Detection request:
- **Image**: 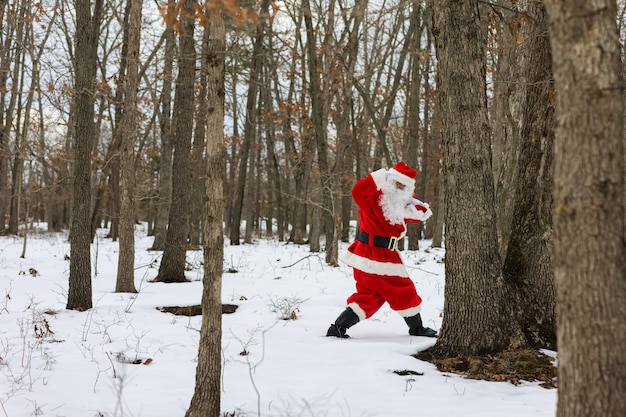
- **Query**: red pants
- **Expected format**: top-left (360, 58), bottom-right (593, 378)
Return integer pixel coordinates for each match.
top-left (346, 269), bottom-right (422, 319)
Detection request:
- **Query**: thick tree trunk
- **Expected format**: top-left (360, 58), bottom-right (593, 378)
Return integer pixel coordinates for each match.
top-left (185, 10), bottom-right (225, 417)
top-left (502, 0), bottom-right (555, 349)
top-left (429, 0), bottom-right (512, 357)
top-left (67, 0), bottom-right (103, 310)
top-left (154, 0), bottom-right (196, 283)
top-left (544, 1), bottom-right (626, 417)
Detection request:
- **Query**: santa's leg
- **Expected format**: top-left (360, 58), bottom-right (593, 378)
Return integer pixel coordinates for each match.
top-left (326, 306), bottom-right (360, 338)
top-left (404, 313), bottom-right (437, 337)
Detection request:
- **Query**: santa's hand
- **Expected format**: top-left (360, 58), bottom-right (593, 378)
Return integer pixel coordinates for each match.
top-left (415, 204), bottom-right (429, 213)
top-left (408, 198), bottom-right (430, 212)
top-left (385, 170), bottom-right (399, 181)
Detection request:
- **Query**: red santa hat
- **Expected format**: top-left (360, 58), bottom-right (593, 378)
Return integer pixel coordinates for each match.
top-left (388, 162), bottom-right (417, 187)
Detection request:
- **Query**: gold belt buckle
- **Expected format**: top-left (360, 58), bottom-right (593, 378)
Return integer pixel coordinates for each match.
top-left (387, 236), bottom-right (398, 250)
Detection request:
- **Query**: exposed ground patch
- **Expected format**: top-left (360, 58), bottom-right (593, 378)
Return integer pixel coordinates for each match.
top-left (415, 348), bottom-right (557, 388)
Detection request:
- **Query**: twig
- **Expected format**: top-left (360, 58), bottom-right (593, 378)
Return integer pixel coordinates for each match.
top-left (105, 352), bottom-right (117, 378)
top-left (1, 399), bottom-right (9, 417)
top-left (280, 253), bottom-right (321, 268)
top-left (406, 265), bottom-right (440, 275)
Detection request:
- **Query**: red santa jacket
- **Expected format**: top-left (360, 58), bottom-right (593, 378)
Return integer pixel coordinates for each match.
top-left (339, 169), bottom-right (432, 277)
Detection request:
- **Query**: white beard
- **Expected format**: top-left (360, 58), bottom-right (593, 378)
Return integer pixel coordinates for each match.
top-left (379, 181), bottom-right (413, 225)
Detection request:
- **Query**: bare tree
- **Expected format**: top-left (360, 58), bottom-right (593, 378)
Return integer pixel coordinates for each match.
top-left (277, 3), bottom-right (315, 245)
top-left (116, 0), bottom-right (143, 293)
top-left (0, 0), bottom-right (24, 235)
top-left (189, 13), bottom-right (214, 247)
top-left (150, 0), bottom-right (176, 251)
top-left (428, 0), bottom-right (515, 356)
top-left (154, 0), bottom-right (197, 283)
top-left (501, 0), bottom-right (555, 349)
top-left (67, 0), bottom-right (104, 310)
top-left (544, 1), bottom-right (626, 416)
top-left (229, 11), bottom-right (265, 246)
top-left (185, 7), bottom-right (227, 416)
top-left (403, 1), bottom-right (426, 250)
top-left (303, 0), bottom-right (339, 264)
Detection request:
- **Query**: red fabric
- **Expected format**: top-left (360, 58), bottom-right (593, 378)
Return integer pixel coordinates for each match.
top-left (415, 203), bottom-right (428, 213)
top-left (340, 169), bottom-right (424, 276)
top-left (347, 269), bottom-right (422, 318)
top-left (392, 161), bottom-right (417, 180)
top-left (339, 166), bottom-right (426, 318)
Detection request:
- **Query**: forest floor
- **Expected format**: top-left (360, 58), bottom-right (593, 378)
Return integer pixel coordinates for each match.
top-left (416, 348), bottom-right (558, 389)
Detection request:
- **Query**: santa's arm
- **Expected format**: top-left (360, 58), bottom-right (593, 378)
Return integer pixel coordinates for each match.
top-left (405, 196), bottom-right (433, 223)
top-left (351, 169), bottom-right (386, 209)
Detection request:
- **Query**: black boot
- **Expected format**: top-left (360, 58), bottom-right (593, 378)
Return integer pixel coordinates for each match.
top-left (404, 313), bottom-right (437, 337)
top-left (326, 307), bottom-right (360, 338)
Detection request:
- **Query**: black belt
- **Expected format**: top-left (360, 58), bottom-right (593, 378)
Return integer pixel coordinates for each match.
top-left (358, 231), bottom-right (399, 250)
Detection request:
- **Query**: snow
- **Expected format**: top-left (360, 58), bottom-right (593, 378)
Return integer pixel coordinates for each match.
top-left (0, 224), bottom-right (557, 417)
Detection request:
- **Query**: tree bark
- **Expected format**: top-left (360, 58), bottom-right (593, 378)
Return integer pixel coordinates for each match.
top-left (150, 0), bottom-right (176, 251)
top-left (404, 2), bottom-right (424, 250)
top-left (490, 1), bottom-right (521, 260)
top-left (544, 1), bottom-right (626, 416)
top-left (189, 18), bottom-right (213, 247)
top-left (154, 0), bottom-right (196, 282)
top-left (429, 0), bottom-right (512, 356)
top-left (303, 0), bottom-right (338, 264)
top-left (501, 0), bottom-right (555, 349)
top-left (185, 8), bottom-right (225, 416)
top-left (116, 0), bottom-right (143, 293)
top-left (67, 0), bottom-right (103, 310)
top-left (8, 2), bottom-right (31, 236)
top-left (229, 18), bottom-right (265, 245)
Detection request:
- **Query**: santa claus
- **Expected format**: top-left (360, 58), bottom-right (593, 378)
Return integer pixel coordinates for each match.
top-left (326, 162), bottom-right (438, 338)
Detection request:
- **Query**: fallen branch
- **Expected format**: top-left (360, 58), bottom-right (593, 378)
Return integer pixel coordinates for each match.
top-left (280, 253), bottom-right (322, 268)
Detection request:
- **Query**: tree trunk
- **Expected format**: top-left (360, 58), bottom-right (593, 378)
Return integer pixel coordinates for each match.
top-left (0, 1), bottom-right (23, 235)
top-left (544, 1), bottom-right (626, 417)
top-left (154, 0), bottom-right (196, 283)
top-left (189, 20), bottom-right (211, 248)
top-left (116, 0), bottom-right (142, 293)
top-left (501, 0), bottom-right (555, 349)
top-left (303, 0), bottom-right (338, 265)
top-left (150, 0), bottom-right (176, 251)
top-left (185, 9), bottom-right (225, 417)
top-left (278, 9), bottom-right (314, 245)
top-left (404, 3), bottom-right (424, 250)
top-left (428, 0), bottom-right (512, 357)
top-left (67, 0), bottom-right (103, 310)
top-left (490, 1), bottom-right (521, 261)
top-left (229, 21), bottom-right (265, 246)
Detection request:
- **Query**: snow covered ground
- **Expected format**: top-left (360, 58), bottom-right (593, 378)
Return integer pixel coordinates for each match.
top-left (0, 224), bottom-right (557, 416)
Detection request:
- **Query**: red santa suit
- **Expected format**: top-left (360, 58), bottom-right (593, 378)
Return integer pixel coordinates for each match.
top-left (339, 163), bottom-right (432, 321)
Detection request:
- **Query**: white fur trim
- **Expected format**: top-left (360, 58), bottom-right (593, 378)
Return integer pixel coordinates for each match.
top-left (340, 251), bottom-right (410, 277)
top-left (411, 206), bottom-right (433, 222)
top-left (396, 305), bottom-right (422, 317)
top-left (348, 303), bottom-right (367, 320)
top-left (405, 205), bottom-right (433, 222)
top-left (371, 168), bottom-right (387, 189)
top-left (416, 208), bottom-right (433, 221)
top-left (388, 168), bottom-right (416, 188)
